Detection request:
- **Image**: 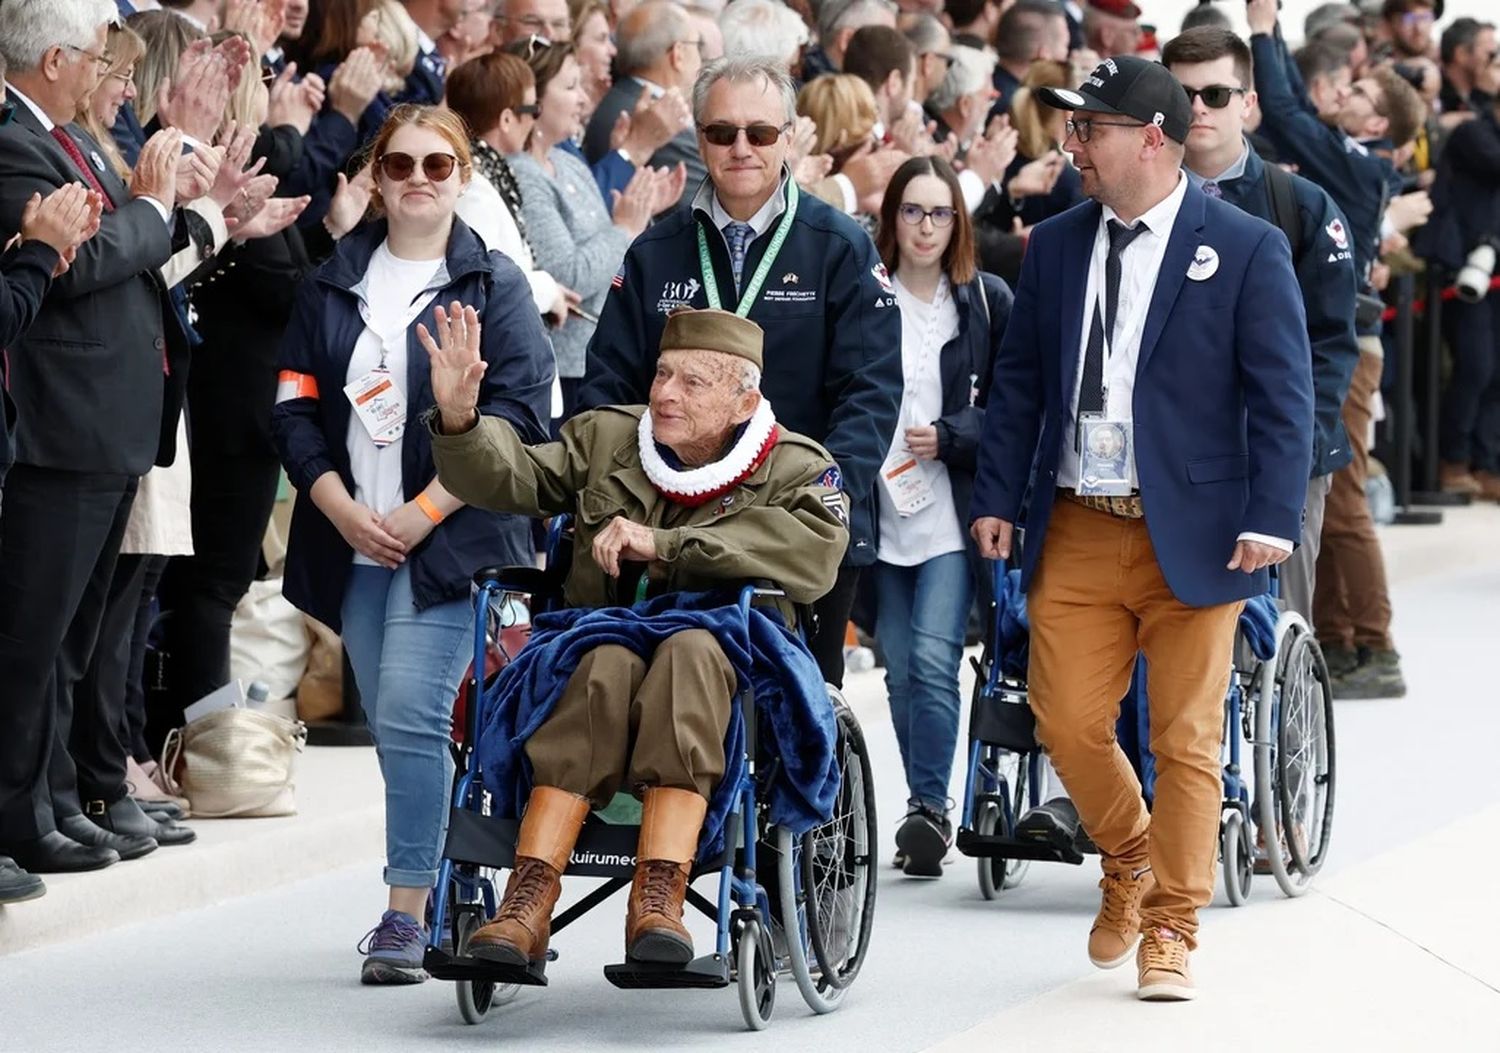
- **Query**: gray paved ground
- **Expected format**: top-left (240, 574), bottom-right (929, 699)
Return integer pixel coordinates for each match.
top-left (2, 561), bottom-right (1497, 1052)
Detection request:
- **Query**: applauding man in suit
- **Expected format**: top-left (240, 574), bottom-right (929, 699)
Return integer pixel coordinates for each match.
top-left (0, 0), bottom-right (188, 881)
top-left (971, 56), bottom-right (1313, 1001)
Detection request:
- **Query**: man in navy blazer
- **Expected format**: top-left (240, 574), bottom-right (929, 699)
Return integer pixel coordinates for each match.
top-left (971, 57), bottom-right (1313, 1001)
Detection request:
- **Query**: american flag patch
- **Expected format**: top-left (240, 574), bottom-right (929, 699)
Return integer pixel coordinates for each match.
top-left (611, 266), bottom-right (624, 289)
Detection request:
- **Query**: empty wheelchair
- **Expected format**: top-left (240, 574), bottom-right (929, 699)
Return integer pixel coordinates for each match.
top-left (425, 524), bottom-right (878, 1031)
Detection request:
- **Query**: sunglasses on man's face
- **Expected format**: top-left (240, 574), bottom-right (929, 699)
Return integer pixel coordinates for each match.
top-left (376, 151), bottom-right (458, 182)
top-left (1183, 85), bottom-right (1247, 109)
top-left (698, 122), bottom-right (792, 148)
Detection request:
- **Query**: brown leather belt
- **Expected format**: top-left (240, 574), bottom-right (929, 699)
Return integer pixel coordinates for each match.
top-left (1058, 488), bottom-right (1145, 519)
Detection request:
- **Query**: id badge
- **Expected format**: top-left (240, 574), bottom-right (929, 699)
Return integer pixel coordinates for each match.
top-left (880, 447), bottom-right (936, 517)
top-left (344, 368), bottom-right (407, 448)
top-left (1076, 414), bottom-right (1132, 497)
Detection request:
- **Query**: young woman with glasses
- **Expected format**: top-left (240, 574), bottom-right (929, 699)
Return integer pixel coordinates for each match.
top-left (872, 156), bottom-right (1012, 879)
top-left (272, 105), bottom-right (555, 985)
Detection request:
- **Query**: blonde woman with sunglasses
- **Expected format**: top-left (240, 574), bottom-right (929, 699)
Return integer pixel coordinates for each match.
top-left (271, 104), bottom-right (555, 986)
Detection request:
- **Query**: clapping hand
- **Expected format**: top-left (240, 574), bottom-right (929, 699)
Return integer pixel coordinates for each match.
top-left (131, 128), bottom-right (183, 210)
top-left (175, 144), bottom-right (223, 205)
top-left (208, 121), bottom-right (267, 210)
top-left (324, 164), bottom-right (374, 240)
top-left (418, 301), bottom-right (485, 434)
top-left (230, 194), bottom-right (309, 241)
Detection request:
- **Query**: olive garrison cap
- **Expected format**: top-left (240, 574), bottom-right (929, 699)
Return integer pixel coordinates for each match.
top-left (660, 308), bottom-right (764, 370)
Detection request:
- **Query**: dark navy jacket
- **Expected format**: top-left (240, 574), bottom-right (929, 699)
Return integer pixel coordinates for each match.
top-left (972, 182), bottom-right (1315, 608)
top-left (578, 180), bottom-right (903, 567)
top-left (272, 219), bottom-right (555, 631)
top-left (0, 240), bottom-right (58, 480)
top-left (1413, 98), bottom-right (1500, 273)
top-left (1251, 29), bottom-right (1404, 309)
top-left (889, 272), bottom-right (1012, 604)
top-left (1210, 147), bottom-right (1361, 479)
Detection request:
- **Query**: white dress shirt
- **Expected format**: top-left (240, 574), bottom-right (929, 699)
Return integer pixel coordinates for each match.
top-left (1060, 173), bottom-right (1292, 551)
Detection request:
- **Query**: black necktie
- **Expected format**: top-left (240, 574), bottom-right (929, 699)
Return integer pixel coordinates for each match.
top-left (1078, 219), bottom-right (1148, 418)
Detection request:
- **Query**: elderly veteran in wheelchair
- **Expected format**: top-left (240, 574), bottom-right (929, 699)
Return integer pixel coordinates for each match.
top-left (423, 306), bottom-right (848, 970)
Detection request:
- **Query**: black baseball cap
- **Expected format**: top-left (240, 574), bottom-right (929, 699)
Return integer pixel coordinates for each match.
top-left (1036, 55), bottom-right (1193, 144)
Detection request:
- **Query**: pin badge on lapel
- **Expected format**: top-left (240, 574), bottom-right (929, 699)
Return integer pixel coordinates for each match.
top-left (90, 150), bottom-right (107, 173)
top-left (713, 493), bottom-right (735, 517)
top-left (1187, 245), bottom-right (1219, 281)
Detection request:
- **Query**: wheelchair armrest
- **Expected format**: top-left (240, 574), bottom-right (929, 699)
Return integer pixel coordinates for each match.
top-left (471, 565), bottom-right (556, 596)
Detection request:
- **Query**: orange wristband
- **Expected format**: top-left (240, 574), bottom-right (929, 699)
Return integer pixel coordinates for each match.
top-left (415, 492), bottom-right (444, 524)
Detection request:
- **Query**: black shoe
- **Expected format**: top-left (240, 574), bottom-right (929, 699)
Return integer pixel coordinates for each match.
top-left (85, 797), bottom-right (197, 847)
top-left (0, 854), bottom-right (46, 903)
top-left (138, 799), bottom-right (186, 822)
top-left (57, 812), bottom-right (157, 861)
top-left (7, 831), bottom-right (119, 873)
top-left (895, 802), bottom-right (952, 879)
top-left (1017, 797), bottom-right (1081, 851)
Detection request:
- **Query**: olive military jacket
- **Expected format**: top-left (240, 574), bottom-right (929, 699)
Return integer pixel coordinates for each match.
top-left (429, 405), bottom-right (849, 610)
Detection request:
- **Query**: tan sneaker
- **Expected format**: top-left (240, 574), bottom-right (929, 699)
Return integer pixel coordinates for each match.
top-left (1136, 927), bottom-right (1196, 1001)
top-left (1088, 866), bottom-right (1153, 968)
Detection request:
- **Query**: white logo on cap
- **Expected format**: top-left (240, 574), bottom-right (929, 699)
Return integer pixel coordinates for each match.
top-left (1153, 112), bottom-right (1164, 127)
top-left (1103, 58), bottom-right (1119, 75)
top-left (1054, 88), bottom-right (1087, 107)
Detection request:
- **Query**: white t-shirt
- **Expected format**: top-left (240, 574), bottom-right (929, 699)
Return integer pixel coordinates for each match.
top-left (346, 241), bottom-right (443, 564)
top-left (877, 274), bottom-right (966, 567)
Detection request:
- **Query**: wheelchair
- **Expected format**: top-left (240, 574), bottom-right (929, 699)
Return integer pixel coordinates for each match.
top-left (424, 521), bottom-right (879, 1031)
top-left (956, 562), bottom-right (1338, 907)
top-left (1216, 600), bottom-right (1337, 906)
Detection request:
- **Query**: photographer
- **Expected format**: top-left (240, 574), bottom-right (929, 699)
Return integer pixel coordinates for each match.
top-left (1416, 60), bottom-right (1500, 501)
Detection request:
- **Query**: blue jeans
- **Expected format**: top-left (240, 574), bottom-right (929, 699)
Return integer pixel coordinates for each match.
top-left (874, 552), bottom-right (972, 810)
top-left (341, 564), bottom-right (472, 888)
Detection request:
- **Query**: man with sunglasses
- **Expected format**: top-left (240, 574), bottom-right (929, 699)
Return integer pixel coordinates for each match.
top-left (581, 56), bottom-right (902, 689)
top-left (972, 55), bottom-right (1313, 1000)
top-left (1164, 27), bottom-right (1360, 629)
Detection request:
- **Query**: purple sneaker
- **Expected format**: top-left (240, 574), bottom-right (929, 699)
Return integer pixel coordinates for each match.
top-left (358, 910), bottom-right (429, 985)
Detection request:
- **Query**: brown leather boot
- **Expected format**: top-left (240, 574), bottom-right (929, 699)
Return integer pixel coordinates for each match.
top-left (1440, 461), bottom-right (1482, 496)
top-left (625, 786), bottom-right (708, 964)
top-left (469, 786), bottom-right (589, 966)
top-left (1473, 470), bottom-right (1500, 502)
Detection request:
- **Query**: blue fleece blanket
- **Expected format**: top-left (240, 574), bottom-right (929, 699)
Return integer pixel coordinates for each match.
top-left (474, 592), bottom-right (839, 860)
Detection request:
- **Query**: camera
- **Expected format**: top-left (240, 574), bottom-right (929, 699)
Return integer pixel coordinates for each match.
top-left (1456, 237), bottom-right (1498, 304)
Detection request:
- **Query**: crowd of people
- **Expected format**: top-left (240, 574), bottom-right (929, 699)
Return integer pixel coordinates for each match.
top-left (0, 0), bottom-right (1493, 1007)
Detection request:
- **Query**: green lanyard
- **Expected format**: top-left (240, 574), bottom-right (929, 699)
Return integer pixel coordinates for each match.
top-left (695, 178), bottom-right (800, 316)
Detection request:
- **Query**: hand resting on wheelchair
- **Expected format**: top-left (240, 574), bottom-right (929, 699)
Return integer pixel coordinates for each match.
top-left (424, 308), bottom-right (849, 971)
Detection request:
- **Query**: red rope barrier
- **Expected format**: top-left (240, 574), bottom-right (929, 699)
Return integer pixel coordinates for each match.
top-left (1381, 274), bottom-right (1500, 323)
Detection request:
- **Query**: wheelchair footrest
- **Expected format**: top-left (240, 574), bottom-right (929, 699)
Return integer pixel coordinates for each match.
top-left (956, 828), bottom-right (1085, 865)
top-left (602, 954), bottom-right (731, 990)
top-left (424, 946), bottom-right (549, 986)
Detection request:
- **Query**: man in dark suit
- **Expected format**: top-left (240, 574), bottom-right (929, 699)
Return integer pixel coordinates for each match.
top-left (0, 0), bottom-right (189, 877)
top-left (582, 0), bottom-right (704, 211)
top-left (971, 57), bottom-right (1313, 1001)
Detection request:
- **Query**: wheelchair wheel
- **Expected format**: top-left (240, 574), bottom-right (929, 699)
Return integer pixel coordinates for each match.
top-left (973, 752), bottom-right (1030, 899)
top-left (974, 798), bottom-right (1005, 901)
top-left (1253, 617), bottom-right (1336, 898)
top-left (775, 693), bottom-right (878, 1014)
top-left (735, 917), bottom-right (775, 1031)
top-left (453, 909), bottom-right (496, 1024)
top-left (1221, 810), bottom-right (1253, 908)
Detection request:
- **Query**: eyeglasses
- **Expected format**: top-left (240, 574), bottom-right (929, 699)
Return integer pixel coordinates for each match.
top-left (923, 51), bottom-right (954, 69)
top-left (1065, 117), bottom-right (1144, 143)
top-left (108, 67), bottom-right (135, 85)
top-left (376, 151), bottom-right (459, 182)
top-left (680, 37), bottom-right (706, 54)
top-left (698, 122), bottom-right (793, 147)
top-left (64, 44), bottom-right (110, 71)
top-left (521, 33), bottom-right (553, 59)
top-left (510, 103), bottom-right (540, 117)
top-left (1183, 85), bottom-right (1246, 109)
top-left (1400, 11), bottom-right (1434, 27)
top-left (898, 203), bottom-right (956, 227)
top-left (499, 13), bottom-right (572, 36)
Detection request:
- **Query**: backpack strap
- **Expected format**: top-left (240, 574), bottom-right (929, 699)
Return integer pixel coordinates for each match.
top-left (1262, 161), bottom-right (1304, 259)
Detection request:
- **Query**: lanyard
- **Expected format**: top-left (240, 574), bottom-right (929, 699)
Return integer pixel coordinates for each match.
top-left (696, 179), bottom-right (800, 316)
